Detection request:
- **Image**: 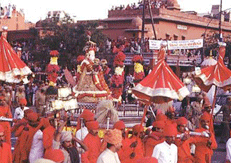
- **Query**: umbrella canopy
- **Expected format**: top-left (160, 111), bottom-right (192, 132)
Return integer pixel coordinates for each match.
top-left (195, 43), bottom-right (231, 92)
top-left (132, 48), bottom-right (190, 103)
top-left (0, 30), bottom-right (32, 83)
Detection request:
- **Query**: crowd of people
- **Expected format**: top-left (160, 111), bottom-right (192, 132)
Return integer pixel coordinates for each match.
top-left (1, 89), bottom-right (230, 162)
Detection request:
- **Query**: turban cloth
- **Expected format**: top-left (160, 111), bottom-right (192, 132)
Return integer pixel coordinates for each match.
top-left (40, 118), bottom-right (50, 128)
top-left (19, 98), bottom-right (27, 105)
top-left (152, 121), bottom-right (165, 128)
top-left (86, 121), bottom-right (99, 130)
top-left (44, 149), bottom-right (65, 162)
top-left (176, 117), bottom-right (188, 126)
top-left (132, 124), bottom-right (144, 133)
top-left (27, 112), bottom-right (39, 122)
top-left (0, 96), bottom-right (5, 100)
top-left (200, 112), bottom-right (211, 121)
top-left (137, 157), bottom-right (158, 163)
top-left (0, 125), bottom-right (4, 133)
top-left (60, 131), bottom-right (72, 143)
top-left (163, 124), bottom-right (177, 137)
top-left (80, 109), bottom-right (95, 121)
top-left (104, 129), bottom-right (122, 145)
top-left (113, 120), bottom-right (125, 130)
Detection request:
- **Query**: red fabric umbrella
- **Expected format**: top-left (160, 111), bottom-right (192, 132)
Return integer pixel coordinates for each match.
top-left (132, 48), bottom-right (190, 104)
top-left (195, 44), bottom-right (231, 92)
top-left (0, 31), bottom-right (32, 83)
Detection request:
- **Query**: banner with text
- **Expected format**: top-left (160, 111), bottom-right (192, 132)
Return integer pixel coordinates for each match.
top-left (149, 39), bottom-right (203, 50)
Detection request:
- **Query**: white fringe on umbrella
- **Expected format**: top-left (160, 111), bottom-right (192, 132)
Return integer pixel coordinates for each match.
top-left (95, 100), bottom-right (119, 124)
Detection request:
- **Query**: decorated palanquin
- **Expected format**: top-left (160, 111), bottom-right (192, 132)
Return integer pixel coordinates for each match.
top-left (46, 50), bottom-right (60, 86)
top-left (73, 45), bottom-right (111, 103)
top-left (76, 55), bottom-right (85, 83)
top-left (110, 52), bottom-right (126, 102)
top-left (132, 55), bottom-right (145, 85)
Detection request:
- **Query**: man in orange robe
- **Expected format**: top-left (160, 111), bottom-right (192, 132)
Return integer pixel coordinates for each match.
top-left (113, 120), bottom-right (132, 163)
top-left (0, 96), bottom-right (12, 145)
top-left (41, 118), bottom-right (55, 151)
top-left (124, 124), bottom-right (144, 163)
top-left (81, 121), bottom-right (101, 163)
top-left (175, 117), bottom-right (195, 163)
top-left (0, 124), bottom-right (12, 163)
top-left (144, 120), bottom-right (165, 157)
top-left (194, 112), bottom-right (217, 163)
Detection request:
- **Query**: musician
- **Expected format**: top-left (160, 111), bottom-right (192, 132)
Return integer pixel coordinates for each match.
top-left (128, 124), bottom-right (144, 162)
top-left (53, 120), bottom-right (88, 163)
top-left (175, 117), bottom-right (195, 163)
top-left (81, 121), bottom-right (101, 163)
top-left (194, 112), bottom-right (217, 163)
top-left (0, 96), bottom-right (12, 145)
top-left (144, 120), bottom-right (165, 157)
top-left (152, 124), bottom-right (178, 163)
top-left (114, 120), bottom-right (132, 163)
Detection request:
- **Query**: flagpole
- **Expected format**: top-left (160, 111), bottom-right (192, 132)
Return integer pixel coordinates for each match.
top-left (219, 0), bottom-right (223, 42)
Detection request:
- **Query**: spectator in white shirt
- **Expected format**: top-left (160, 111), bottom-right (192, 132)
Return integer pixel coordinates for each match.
top-left (97, 129), bottom-right (122, 163)
top-left (152, 124), bottom-right (178, 163)
top-left (14, 98), bottom-right (29, 120)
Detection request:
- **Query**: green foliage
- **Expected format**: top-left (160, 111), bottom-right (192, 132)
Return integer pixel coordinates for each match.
top-left (35, 13), bottom-right (107, 68)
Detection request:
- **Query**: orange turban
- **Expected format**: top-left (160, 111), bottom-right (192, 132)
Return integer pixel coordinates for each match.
top-left (0, 125), bottom-right (4, 133)
top-left (27, 112), bottom-right (39, 122)
top-left (80, 109), bottom-right (95, 121)
top-left (44, 149), bottom-right (64, 162)
top-left (113, 120), bottom-right (125, 130)
top-left (152, 121), bottom-right (165, 129)
top-left (163, 124), bottom-right (177, 137)
top-left (19, 98), bottom-right (27, 105)
top-left (86, 121), bottom-right (99, 130)
top-left (200, 112), bottom-right (210, 121)
top-left (177, 117), bottom-right (188, 126)
top-left (0, 96), bottom-right (5, 100)
top-left (155, 114), bottom-right (167, 122)
top-left (137, 157), bottom-right (158, 163)
top-left (132, 124), bottom-right (144, 133)
top-left (40, 118), bottom-right (50, 128)
top-left (104, 129), bottom-right (122, 145)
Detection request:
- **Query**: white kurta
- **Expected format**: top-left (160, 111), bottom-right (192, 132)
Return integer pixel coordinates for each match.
top-left (76, 126), bottom-right (89, 142)
top-left (29, 129), bottom-right (44, 163)
top-left (226, 138), bottom-right (231, 161)
top-left (14, 106), bottom-right (29, 119)
top-left (152, 141), bottom-right (178, 163)
top-left (97, 148), bottom-right (121, 163)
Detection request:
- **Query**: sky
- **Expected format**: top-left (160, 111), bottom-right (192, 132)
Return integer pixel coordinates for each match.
top-left (1, 0), bottom-right (231, 23)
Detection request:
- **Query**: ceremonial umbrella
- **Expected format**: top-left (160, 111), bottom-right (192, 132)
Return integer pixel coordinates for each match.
top-left (0, 27), bottom-right (32, 83)
top-left (195, 43), bottom-right (231, 131)
top-left (132, 47), bottom-right (190, 104)
top-left (195, 43), bottom-right (231, 92)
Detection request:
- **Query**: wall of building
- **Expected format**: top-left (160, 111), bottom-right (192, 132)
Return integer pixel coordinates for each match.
top-left (0, 9), bottom-right (34, 31)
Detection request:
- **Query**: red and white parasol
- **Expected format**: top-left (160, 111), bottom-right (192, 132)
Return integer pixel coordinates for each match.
top-left (195, 43), bottom-right (231, 92)
top-left (0, 27), bottom-right (32, 83)
top-left (132, 47), bottom-right (190, 104)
